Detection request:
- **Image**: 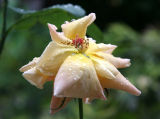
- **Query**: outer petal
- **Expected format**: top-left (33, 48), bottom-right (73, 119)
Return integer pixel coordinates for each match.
top-left (61, 13), bottom-right (96, 39)
top-left (36, 41), bottom-right (78, 76)
top-left (22, 67), bottom-right (47, 89)
top-left (48, 23), bottom-right (72, 45)
top-left (91, 54), bottom-right (141, 96)
top-left (99, 73), bottom-right (141, 96)
top-left (54, 54), bottom-right (106, 100)
top-left (20, 57), bottom-right (39, 72)
top-left (20, 58), bottom-right (49, 89)
top-left (93, 52), bottom-right (131, 68)
top-left (50, 95), bottom-right (71, 114)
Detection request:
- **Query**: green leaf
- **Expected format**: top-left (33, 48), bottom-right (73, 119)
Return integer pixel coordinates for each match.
top-left (6, 4), bottom-right (103, 42)
top-left (9, 4), bottom-right (85, 17)
top-left (7, 4), bottom-right (85, 33)
top-left (87, 24), bottom-right (103, 42)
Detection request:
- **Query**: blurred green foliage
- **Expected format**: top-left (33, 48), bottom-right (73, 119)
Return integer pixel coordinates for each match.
top-left (0, 1), bottom-right (160, 119)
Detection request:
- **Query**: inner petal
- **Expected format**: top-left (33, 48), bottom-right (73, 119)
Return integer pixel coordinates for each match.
top-left (85, 39), bottom-right (117, 54)
top-left (61, 13), bottom-right (96, 39)
top-left (48, 23), bottom-right (72, 45)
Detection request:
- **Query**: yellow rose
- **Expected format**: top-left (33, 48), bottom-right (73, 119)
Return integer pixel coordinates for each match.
top-left (20, 13), bottom-right (141, 114)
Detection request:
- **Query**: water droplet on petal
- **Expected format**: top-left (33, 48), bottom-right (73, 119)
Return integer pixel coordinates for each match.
top-left (79, 70), bottom-right (83, 74)
top-left (71, 72), bottom-right (74, 75)
top-left (73, 77), bottom-right (77, 80)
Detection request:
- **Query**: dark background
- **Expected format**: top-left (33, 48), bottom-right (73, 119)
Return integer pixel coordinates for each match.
top-left (18, 0), bottom-right (160, 30)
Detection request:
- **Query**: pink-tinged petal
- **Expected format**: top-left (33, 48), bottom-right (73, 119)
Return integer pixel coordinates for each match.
top-left (19, 57), bottom-right (39, 72)
top-left (48, 23), bottom-right (72, 45)
top-left (22, 67), bottom-right (47, 89)
top-left (61, 13), bottom-right (96, 39)
top-left (36, 41), bottom-right (78, 76)
top-left (99, 72), bottom-right (141, 96)
top-left (90, 56), bottom-right (119, 80)
top-left (86, 40), bottom-right (117, 54)
top-left (50, 95), bottom-right (71, 114)
top-left (90, 54), bottom-right (140, 96)
top-left (54, 54), bottom-right (106, 100)
top-left (94, 52), bottom-right (131, 68)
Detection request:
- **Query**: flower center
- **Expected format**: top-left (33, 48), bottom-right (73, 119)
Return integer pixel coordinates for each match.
top-left (72, 35), bottom-right (89, 52)
top-left (72, 37), bottom-right (84, 48)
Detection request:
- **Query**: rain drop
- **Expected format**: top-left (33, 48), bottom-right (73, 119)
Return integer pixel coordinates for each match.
top-left (71, 72), bottom-right (74, 75)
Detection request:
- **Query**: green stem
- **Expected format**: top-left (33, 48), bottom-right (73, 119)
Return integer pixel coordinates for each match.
top-left (0, 0), bottom-right (8, 56)
top-left (78, 98), bottom-right (83, 119)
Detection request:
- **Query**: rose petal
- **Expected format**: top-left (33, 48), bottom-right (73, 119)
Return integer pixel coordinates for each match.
top-left (48, 23), bottom-right (72, 45)
top-left (50, 95), bottom-right (71, 114)
top-left (86, 40), bottom-right (117, 54)
top-left (19, 57), bottom-right (39, 72)
top-left (22, 67), bottom-right (47, 89)
top-left (62, 13), bottom-right (96, 39)
top-left (99, 72), bottom-right (141, 96)
top-left (20, 57), bottom-right (51, 89)
top-left (54, 54), bottom-right (106, 100)
top-left (94, 52), bottom-right (131, 68)
top-left (91, 56), bottom-right (119, 80)
top-left (36, 41), bottom-right (78, 76)
top-left (97, 43), bottom-right (117, 54)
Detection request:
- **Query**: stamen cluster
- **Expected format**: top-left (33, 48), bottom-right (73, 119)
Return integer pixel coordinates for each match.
top-left (72, 36), bottom-right (84, 48)
top-left (71, 35), bottom-right (89, 52)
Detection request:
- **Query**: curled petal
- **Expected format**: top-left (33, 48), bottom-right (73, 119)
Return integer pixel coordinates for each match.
top-left (50, 95), bottom-right (71, 114)
top-left (22, 67), bottom-right (47, 89)
top-left (91, 56), bottom-right (119, 80)
top-left (54, 54), bottom-right (106, 100)
top-left (48, 23), bottom-right (72, 45)
top-left (36, 41), bottom-right (78, 76)
top-left (19, 57), bottom-right (39, 72)
top-left (20, 58), bottom-right (50, 89)
top-left (99, 72), bottom-right (141, 96)
top-left (62, 13), bottom-right (96, 39)
top-left (94, 52), bottom-right (131, 68)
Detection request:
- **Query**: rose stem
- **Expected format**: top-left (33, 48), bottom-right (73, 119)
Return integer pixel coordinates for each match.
top-left (78, 98), bottom-right (83, 119)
